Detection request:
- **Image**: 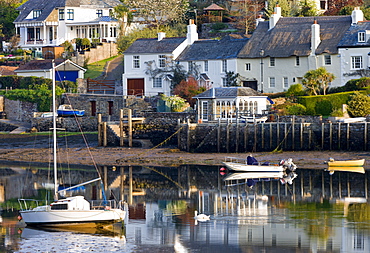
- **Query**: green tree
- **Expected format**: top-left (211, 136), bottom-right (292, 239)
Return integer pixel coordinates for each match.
top-left (302, 67), bottom-right (335, 95)
top-left (224, 71), bottom-right (240, 87)
top-left (286, 83), bottom-right (306, 97)
top-left (347, 91), bottom-right (370, 117)
top-left (286, 103), bottom-right (307, 115)
top-left (0, 0), bottom-right (20, 43)
top-left (127, 0), bottom-right (189, 31)
top-left (295, 0), bottom-right (319, 16)
top-left (113, 1), bottom-right (133, 36)
top-left (266, 0), bottom-right (292, 17)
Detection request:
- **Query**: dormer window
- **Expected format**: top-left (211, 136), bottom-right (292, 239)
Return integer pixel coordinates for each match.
top-left (97, 10), bottom-right (103, 17)
top-left (59, 9), bottom-right (65, 20)
top-left (33, 10), bottom-right (41, 19)
top-left (358, 32), bottom-right (365, 42)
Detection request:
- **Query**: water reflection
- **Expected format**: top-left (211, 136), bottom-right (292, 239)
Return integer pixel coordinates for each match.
top-left (0, 164), bottom-right (370, 252)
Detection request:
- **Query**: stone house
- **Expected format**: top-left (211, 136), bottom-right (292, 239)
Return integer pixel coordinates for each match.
top-left (193, 87), bottom-right (268, 122)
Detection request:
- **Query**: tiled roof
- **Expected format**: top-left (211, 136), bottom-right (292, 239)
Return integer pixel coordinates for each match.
top-left (338, 21), bottom-right (370, 47)
top-left (193, 87), bottom-right (262, 98)
top-left (124, 37), bottom-right (186, 54)
top-left (15, 0), bottom-right (121, 23)
top-left (0, 66), bottom-right (18, 76)
top-left (238, 16), bottom-right (352, 58)
top-left (176, 36), bottom-right (248, 61)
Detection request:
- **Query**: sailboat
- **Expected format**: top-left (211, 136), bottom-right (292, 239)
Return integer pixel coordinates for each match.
top-left (18, 61), bottom-right (126, 227)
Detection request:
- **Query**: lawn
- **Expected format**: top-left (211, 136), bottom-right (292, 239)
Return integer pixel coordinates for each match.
top-left (84, 56), bottom-right (118, 79)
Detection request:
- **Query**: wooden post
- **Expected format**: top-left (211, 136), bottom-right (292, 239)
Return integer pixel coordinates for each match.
top-left (277, 122), bottom-right (280, 149)
top-left (120, 109), bottom-right (124, 147)
top-left (284, 123), bottom-right (287, 149)
top-left (128, 109), bottom-right (132, 147)
top-left (347, 174), bottom-right (351, 197)
top-left (254, 123), bottom-right (257, 151)
top-left (235, 120), bottom-right (239, 153)
top-left (128, 166), bottom-right (133, 205)
top-left (98, 113), bottom-right (102, 146)
top-left (338, 123), bottom-right (341, 150)
top-left (217, 119), bottom-right (221, 153)
top-left (177, 119), bottom-right (181, 149)
top-left (261, 123), bottom-right (264, 149)
top-left (365, 175), bottom-right (368, 199)
top-left (244, 124), bottom-right (247, 152)
top-left (346, 123), bottom-right (350, 150)
top-left (365, 122), bottom-right (368, 151)
top-left (300, 123), bottom-right (303, 150)
top-left (103, 122), bottom-right (107, 147)
top-left (226, 121), bottom-right (230, 153)
top-left (339, 173), bottom-right (342, 199)
top-left (321, 123), bottom-right (325, 150)
top-left (329, 173), bottom-right (333, 199)
top-left (104, 166), bottom-right (108, 199)
top-left (187, 119), bottom-right (191, 152)
top-left (270, 123), bottom-right (272, 150)
top-left (322, 171), bottom-right (325, 198)
top-left (120, 166), bottom-right (125, 201)
top-left (292, 115), bottom-right (295, 150)
top-left (329, 122), bottom-right (332, 150)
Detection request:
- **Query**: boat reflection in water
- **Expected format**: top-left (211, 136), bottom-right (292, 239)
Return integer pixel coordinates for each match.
top-left (326, 166), bottom-right (365, 175)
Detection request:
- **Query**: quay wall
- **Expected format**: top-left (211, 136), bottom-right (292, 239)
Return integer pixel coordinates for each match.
top-left (177, 120), bottom-right (370, 152)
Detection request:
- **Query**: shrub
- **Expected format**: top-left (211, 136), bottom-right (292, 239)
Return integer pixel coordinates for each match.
top-left (211, 22), bottom-right (228, 31)
top-left (315, 100), bottom-right (333, 116)
top-left (347, 91), bottom-right (370, 117)
top-left (285, 83), bottom-right (306, 97)
top-left (286, 104), bottom-right (306, 115)
top-left (330, 109), bottom-right (344, 117)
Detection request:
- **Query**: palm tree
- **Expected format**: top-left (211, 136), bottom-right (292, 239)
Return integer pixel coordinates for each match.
top-left (302, 67), bottom-right (335, 95)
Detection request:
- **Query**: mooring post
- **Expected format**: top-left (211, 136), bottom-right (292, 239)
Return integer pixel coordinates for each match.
top-left (347, 123), bottom-right (350, 150)
top-left (120, 109), bottom-right (124, 147)
top-left (364, 122), bottom-right (368, 151)
top-left (120, 166), bottom-right (125, 202)
top-left (292, 115), bottom-right (295, 150)
top-left (128, 109), bottom-right (132, 147)
top-left (97, 113), bottom-right (102, 146)
top-left (217, 119), bottom-right (221, 153)
top-left (177, 119), bottom-right (181, 149)
top-left (338, 123), bottom-right (341, 150)
top-left (226, 121), bottom-right (230, 153)
top-left (235, 119), bottom-right (239, 153)
top-left (329, 122), bottom-right (332, 150)
top-left (128, 166), bottom-right (133, 205)
top-left (261, 123), bottom-right (264, 149)
top-left (103, 122), bottom-right (107, 147)
top-left (187, 119), bottom-right (190, 152)
top-left (321, 123), bottom-right (325, 149)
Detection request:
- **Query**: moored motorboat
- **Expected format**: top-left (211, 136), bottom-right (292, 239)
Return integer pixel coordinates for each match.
top-left (57, 104), bottom-right (85, 117)
top-left (327, 158), bottom-right (365, 167)
top-left (222, 155), bottom-right (297, 172)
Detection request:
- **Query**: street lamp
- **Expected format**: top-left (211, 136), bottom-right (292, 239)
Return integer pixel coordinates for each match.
top-left (259, 49), bottom-right (264, 93)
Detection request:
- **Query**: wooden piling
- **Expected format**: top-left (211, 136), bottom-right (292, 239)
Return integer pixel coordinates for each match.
top-left (236, 120), bottom-right (239, 153)
top-left (329, 122), bottom-right (332, 150)
top-left (365, 122), bottom-right (368, 151)
top-left (346, 123), bottom-right (350, 150)
top-left (120, 109), bottom-right (124, 147)
top-left (321, 123), bottom-right (325, 149)
top-left (338, 123), bottom-right (341, 150)
top-left (103, 122), bottom-right (107, 147)
top-left (128, 109), bottom-right (132, 147)
top-left (97, 113), bottom-right (102, 146)
top-left (226, 121), bottom-right (230, 153)
top-left (217, 119), bottom-right (221, 153)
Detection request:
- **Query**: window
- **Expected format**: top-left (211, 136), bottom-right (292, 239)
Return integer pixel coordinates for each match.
top-left (97, 10), bottom-right (103, 17)
top-left (153, 77), bottom-right (162, 88)
top-left (59, 9), bottom-right (65, 20)
top-left (269, 77), bottom-right (275, 88)
top-left (201, 101), bottom-right (208, 121)
top-left (358, 32), bottom-right (365, 42)
top-left (283, 77), bottom-right (288, 88)
top-left (133, 56), bottom-right (140, 68)
top-left (204, 60), bottom-right (208, 72)
top-left (222, 60), bottom-right (227, 72)
top-left (324, 55), bottom-right (331, 65)
top-left (351, 56), bottom-right (363, 69)
top-left (295, 56), bottom-right (300, 66)
top-left (67, 9), bottom-right (74, 20)
top-left (159, 55), bottom-right (166, 68)
top-left (188, 61), bottom-right (193, 72)
top-left (33, 10), bottom-right (41, 19)
top-left (245, 63), bottom-right (251, 71)
top-left (270, 57), bottom-right (275, 67)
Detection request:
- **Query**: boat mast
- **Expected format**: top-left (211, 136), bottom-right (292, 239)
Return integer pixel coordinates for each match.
top-left (52, 60), bottom-right (58, 201)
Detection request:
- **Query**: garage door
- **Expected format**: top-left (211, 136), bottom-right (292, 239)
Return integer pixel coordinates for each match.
top-left (56, 71), bottom-right (79, 82)
top-left (127, 78), bottom-right (144, 96)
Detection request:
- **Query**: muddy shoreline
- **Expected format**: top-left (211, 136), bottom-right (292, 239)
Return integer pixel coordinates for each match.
top-left (0, 133), bottom-right (368, 169)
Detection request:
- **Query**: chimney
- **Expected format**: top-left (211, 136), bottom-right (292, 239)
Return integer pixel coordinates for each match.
top-left (158, 32), bottom-right (165, 41)
top-left (256, 15), bottom-right (265, 27)
top-left (269, 5), bottom-right (281, 30)
top-left (311, 19), bottom-right (321, 55)
top-left (351, 7), bottom-right (364, 24)
top-left (187, 19), bottom-right (198, 45)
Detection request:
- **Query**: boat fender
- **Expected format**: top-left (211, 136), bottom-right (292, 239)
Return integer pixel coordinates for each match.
top-left (105, 206), bottom-right (111, 210)
top-left (17, 215), bottom-right (22, 221)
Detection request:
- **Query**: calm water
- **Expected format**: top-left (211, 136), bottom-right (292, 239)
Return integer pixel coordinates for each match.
top-left (1, 163), bottom-right (370, 252)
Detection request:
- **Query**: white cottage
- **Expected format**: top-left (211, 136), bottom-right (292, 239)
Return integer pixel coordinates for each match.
top-left (13, 0), bottom-right (122, 53)
top-left (193, 87), bottom-right (269, 122)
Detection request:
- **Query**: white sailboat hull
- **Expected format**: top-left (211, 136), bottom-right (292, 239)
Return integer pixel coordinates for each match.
top-left (20, 209), bottom-right (125, 226)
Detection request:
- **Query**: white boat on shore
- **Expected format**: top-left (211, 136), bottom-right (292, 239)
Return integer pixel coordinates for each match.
top-left (222, 156), bottom-right (297, 172)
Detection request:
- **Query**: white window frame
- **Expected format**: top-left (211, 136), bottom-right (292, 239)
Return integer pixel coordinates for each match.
top-left (59, 9), bottom-right (65, 20)
top-left (204, 60), bottom-right (208, 72)
top-left (97, 9), bottom-right (103, 17)
top-left (222, 78), bottom-right (228, 87)
top-left (245, 63), bottom-right (251, 71)
top-left (222, 60), bottom-right (227, 72)
top-left (269, 77), bottom-right (276, 88)
top-left (201, 101), bottom-right (209, 121)
top-left (33, 10), bottom-right (41, 19)
top-left (358, 32), bottom-right (366, 42)
top-left (67, 9), bottom-right (74, 20)
top-left (351, 56), bottom-right (363, 69)
top-left (159, 55), bottom-right (166, 68)
top-left (295, 56), bottom-right (300, 66)
top-left (283, 77), bottom-right (288, 88)
top-left (270, 57), bottom-right (275, 67)
top-left (133, 56), bottom-right (140, 69)
top-left (153, 77), bottom-right (162, 88)
top-left (324, 55), bottom-right (331, 65)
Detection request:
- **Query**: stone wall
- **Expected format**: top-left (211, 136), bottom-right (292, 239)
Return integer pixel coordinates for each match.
top-left (4, 98), bottom-right (38, 122)
top-left (0, 121), bottom-right (17, 131)
top-left (72, 42), bottom-right (118, 66)
top-left (31, 117), bottom-right (98, 132)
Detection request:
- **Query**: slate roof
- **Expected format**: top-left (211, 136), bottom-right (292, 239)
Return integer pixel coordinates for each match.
top-left (193, 87), bottom-right (262, 99)
top-left (238, 16), bottom-right (352, 58)
top-left (15, 59), bottom-right (85, 71)
top-left (338, 21), bottom-right (370, 47)
top-left (15, 0), bottom-right (122, 23)
top-left (124, 37), bottom-right (186, 54)
top-left (176, 36), bottom-right (249, 61)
